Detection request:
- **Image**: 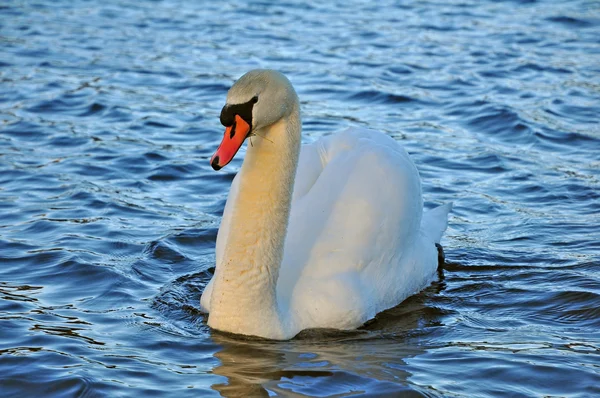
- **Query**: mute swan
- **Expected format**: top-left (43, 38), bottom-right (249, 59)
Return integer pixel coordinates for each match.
top-left (199, 69), bottom-right (451, 340)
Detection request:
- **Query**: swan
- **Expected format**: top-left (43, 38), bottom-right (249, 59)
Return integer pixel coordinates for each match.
top-left (199, 69), bottom-right (451, 340)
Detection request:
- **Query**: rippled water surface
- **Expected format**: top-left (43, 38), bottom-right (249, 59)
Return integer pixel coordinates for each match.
top-left (1, 0), bottom-right (600, 396)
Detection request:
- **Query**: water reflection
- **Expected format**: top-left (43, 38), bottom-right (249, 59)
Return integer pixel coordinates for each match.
top-left (209, 282), bottom-right (447, 397)
top-left (212, 332), bottom-right (432, 396)
top-left (211, 334), bottom-right (322, 397)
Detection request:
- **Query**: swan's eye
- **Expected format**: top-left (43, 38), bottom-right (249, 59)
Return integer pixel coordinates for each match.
top-left (251, 96), bottom-right (258, 104)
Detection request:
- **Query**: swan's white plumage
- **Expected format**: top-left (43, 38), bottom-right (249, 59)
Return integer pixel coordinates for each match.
top-left (199, 70), bottom-right (451, 339)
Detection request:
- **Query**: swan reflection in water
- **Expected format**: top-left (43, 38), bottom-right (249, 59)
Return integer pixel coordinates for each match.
top-left (209, 280), bottom-right (446, 397)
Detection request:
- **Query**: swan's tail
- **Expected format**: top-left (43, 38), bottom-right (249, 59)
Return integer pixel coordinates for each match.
top-left (422, 203), bottom-right (452, 243)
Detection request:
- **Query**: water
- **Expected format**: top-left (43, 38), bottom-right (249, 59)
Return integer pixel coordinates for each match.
top-left (1, 0), bottom-right (599, 396)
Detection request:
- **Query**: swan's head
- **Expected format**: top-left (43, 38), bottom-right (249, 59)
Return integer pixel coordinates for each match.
top-left (210, 69), bottom-right (297, 170)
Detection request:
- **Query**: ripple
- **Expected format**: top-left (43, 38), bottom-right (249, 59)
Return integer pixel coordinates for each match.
top-left (348, 90), bottom-right (416, 104)
top-left (546, 15), bottom-right (596, 28)
top-left (79, 102), bottom-right (107, 117)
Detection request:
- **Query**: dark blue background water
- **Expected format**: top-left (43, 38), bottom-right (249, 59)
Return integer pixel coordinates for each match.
top-left (1, 0), bottom-right (599, 396)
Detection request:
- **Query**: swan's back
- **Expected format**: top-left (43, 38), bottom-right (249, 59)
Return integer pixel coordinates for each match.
top-left (277, 128), bottom-right (448, 330)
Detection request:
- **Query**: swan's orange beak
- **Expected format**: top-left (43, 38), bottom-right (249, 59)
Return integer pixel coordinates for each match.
top-left (210, 115), bottom-right (251, 170)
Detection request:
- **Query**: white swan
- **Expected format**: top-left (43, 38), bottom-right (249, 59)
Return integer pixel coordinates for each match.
top-left (199, 69), bottom-right (451, 340)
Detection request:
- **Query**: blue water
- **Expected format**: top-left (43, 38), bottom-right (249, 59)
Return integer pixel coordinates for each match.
top-left (1, 0), bottom-right (599, 396)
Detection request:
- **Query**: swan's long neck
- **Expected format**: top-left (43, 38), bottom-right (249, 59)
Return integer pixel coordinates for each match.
top-left (208, 104), bottom-right (300, 339)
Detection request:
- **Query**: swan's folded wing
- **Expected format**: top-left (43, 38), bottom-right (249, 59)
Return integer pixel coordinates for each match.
top-left (280, 128), bottom-right (423, 295)
top-left (292, 140), bottom-right (326, 202)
